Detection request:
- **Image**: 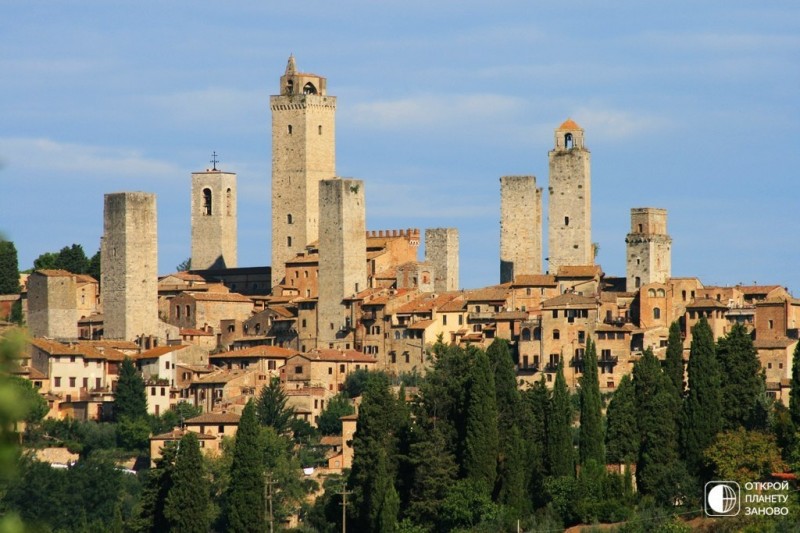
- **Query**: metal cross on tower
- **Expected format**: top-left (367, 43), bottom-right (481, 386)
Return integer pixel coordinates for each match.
top-left (210, 151), bottom-right (219, 171)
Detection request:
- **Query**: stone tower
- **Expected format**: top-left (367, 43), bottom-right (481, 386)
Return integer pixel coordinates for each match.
top-left (625, 207), bottom-right (671, 291)
top-left (500, 175), bottom-right (542, 282)
top-left (101, 192), bottom-right (159, 342)
top-left (425, 228), bottom-right (459, 292)
top-left (270, 55), bottom-right (336, 288)
top-left (191, 167), bottom-right (237, 270)
top-left (317, 178), bottom-right (366, 347)
top-left (27, 270), bottom-right (77, 340)
top-left (547, 119), bottom-right (592, 274)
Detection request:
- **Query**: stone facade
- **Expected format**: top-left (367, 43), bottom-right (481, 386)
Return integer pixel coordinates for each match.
top-left (548, 119), bottom-right (592, 274)
top-left (424, 228), bottom-right (459, 292)
top-left (625, 208), bottom-right (671, 291)
top-left (270, 55), bottom-right (336, 288)
top-left (191, 169), bottom-right (237, 270)
top-left (101, 192), bottom-right (159, 342)
top-left (317, 178), bottom-right (366, 347)
top-left (500, 175), bottom-right (542, 282)
top-left (27, 270), bottom-right (78, 340)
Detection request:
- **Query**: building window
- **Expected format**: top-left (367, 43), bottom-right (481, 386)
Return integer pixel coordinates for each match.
top-left (653, 307), bottom-right (661, 320)
top-left (648, 289), bottom-right (656, 297)
top-left (533, 327), bottom-right (541, 341)
top-left (202, 188), bottom-right (212, 215)
top-left (328, 367), bottom-right (333, 375)
top-left (768, 320), bottom-right (774, 329)
top-left (318, 125), bottom-right (323, 135)
top-left (54, 377), bottom-right (61, 387)
top-left (458, 315), bottom-right (463, 325)
top-left (287, 213), bottom-right (293, 224)
top-left (565, 132), bottom-right (573, 148)
top-left (287, 125), bottom-right (293, 134)
top-left (564, 216), bottom-right (570, 226)
top-left (635, 276), bottom-right (641, 288)
top-left (553, 329), bottom-right (560, 340)
top-left (521, 328), bottom-right (531, 342)
top-left (443, 315), bottom-right (447, 326)
top-left (294, 366), bottom-right (303, 374)
top-left (226, 188), bottom-right (232, 215)
top-left (287, 236), bottom-right (292, 247)
top-left (69, 377), bottom-right (76, 387)
top-left (339, 364), bottom-right (345, 373)
top-left (186, 305), bottom-right (191, 318)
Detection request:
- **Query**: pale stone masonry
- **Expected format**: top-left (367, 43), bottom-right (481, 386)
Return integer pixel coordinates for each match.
top-left (548, 119), bottom-right (592, 274)
top-left (27, 270), bottom-right (78, 340)
top-left (625, 207), bottom-right (671, 292)
top-left (425, 228), bottom-right (459, 292)
top-left (317, 178), bottom-right (366, 347)
top-left (270, 55), bottom-right (336, 288)
top-left (191, 168), bottom-right (237, 270)
top-left (500, 175), bottom-right (542, 282)
top-left (101, 192), bottom-right (159, 342)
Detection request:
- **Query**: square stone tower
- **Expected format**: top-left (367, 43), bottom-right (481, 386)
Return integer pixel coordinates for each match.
top-left (27, 270), bottom-right (78, 340)
top-left (547, 119), bottom-right (592, 274)
top-left (500, 175), bottom-right (542, 283)
top-left (270, 55), bottom-right (336, 288)
top-left (191, 167), bottom-right (237, 270)
top-left (625, 207), bottom-right (672, 291)
top-left (425, 228), bottom-right (459, 292)
top-left (318, 178), bottom-right (366, 347)
top-left (101, 192), bottom-right (159, 341)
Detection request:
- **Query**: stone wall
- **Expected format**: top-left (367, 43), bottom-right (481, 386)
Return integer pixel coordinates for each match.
top-left (500, 175), bottom-right (542, 282)
top-left (425, 228), bottom-right (459, 292)
top-left (625, 207), bottom-right (671, 292)
top-left (27, 271), bottom-right (77, 340)
top-left (191, 170), bottom-right (237, 270)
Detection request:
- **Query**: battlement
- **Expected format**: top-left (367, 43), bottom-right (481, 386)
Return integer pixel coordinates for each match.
top-left (366, 229), bottom-right (421, 239)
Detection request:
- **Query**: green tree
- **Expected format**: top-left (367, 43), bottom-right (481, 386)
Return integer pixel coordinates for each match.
top-left (55, 244), bottom-right (89, 274)
top-left (704, 428), bottom-right (785, 485)
top-left (164, 432), bottom-right (211, 532)
top-left (224, 400), bottom-right (265, 532)
top-left (113, 357), bottom-right (147, 422)
top-left (9, 299), bottom-right (23, 325)
top-left (789, 340), bottom-right (800, 429)
top-left (33, 251), bottom-right (58, 270)
top-left (317, 394), bottom-right (355, 435)
top-left (605, 374), bottom-right (638, 464)
top-left (0, 240), bottom-right (20, 294)
top-left (463, 348), bottom-right (499, 496)
top-left (176, 257), bottom-right (192, 272)
top-left (343, 367), bottom-right (372, 398)
top-left (256, 377), bottom-right (294, 434)
top-left (579, 336), bottom-right (604, 465)
top-left (717, 323), bottom-right (766, 430)
top-left (547, 362), bottom-right (575, 478)
top-left (406, 418), bottom-right (457, 527)
top-left (87, 249), bottom-right (101, 282)
top-left (664, 321), bottom-right (684, 394)
top-left (680, 317), bottom-right (722, 477)
top-left (9, 375), bottom-right (48, 424)
top-left (522, 375), bottom-right (549, 508)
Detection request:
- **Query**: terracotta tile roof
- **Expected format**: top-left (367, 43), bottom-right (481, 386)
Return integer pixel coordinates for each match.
top-left (340, 414), bottom-right (358, 421)
top-left (29, 339), bottom-right (127, 361)
top-left (270, 306), bottom-right (296, 319)
top-left (557, 118), bottom-right (582, 131)
top-left (180, 328), bottom-right (214, 336)
top-left (512, 274), bottom-right (557, 287)
top-left (286, 253), bottom-right (320, 265)
top-left (285, 386), bottom-right (326, 397)
top-left (303, 349), bottom-right (377, 364)
top-left (186, 292), bottom-right (253, 303)
top-left (394, 292), bottom-right (460, 314)
top-left (438, 297), bottom-right (467, 312)
top-left (160, 271), bottom-right (208, 282)
top-left (136, 345), bottom-right (188, 359)
top-left (320, 435), bottom-right (342, 447)
top-left (86, 339), bottom-right (138, 350)
top-left (74, 274), bottom-right (97, 284)
top-left (541, 293), bottom-right (598, 309)
top-left (754, 338), bottom-right (796, 349)
top-left (33, 269), bottom-right (74, 277)
top-left (211, 345), bottom-right (300, 359)
top-left (464, 286), bottom-right (511, 303)
top-left (185, 412), bottom-right (241, 424)
top-left (151, 428), bottom-right (217, 441)
top-left (686, 297), bottom-right (729, 309)
top-left (176, 363), bottom-right (215, 373)
top-left (33, 447), bottom-right (79, 465)
top-left (494, 311), bottom-right (528, 320)
top-left (736, 285), bottom-right (783, 295)
top-left (192, 369), bottom-right (255, 384)
top-left (30, 338), bottom-right (75, 355)
top-left (556, 265), bottom-right (601, 278)
top-left (755, 297), bottom-right (792, 306)
top-left (407, 319), bottom-right (435, 330)
top-left (373, 267), bottom-right (397, 279)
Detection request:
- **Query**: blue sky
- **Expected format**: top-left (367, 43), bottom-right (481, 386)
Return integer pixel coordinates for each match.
top-left (1, 1), bottom-right (799, 292)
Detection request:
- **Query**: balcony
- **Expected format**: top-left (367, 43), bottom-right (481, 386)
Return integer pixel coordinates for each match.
top-left (598, 354), bottom-right (619, 365)
top-left (544, 361), bottom-right (559, 373)
top-left (361, 311), bottom-right (377, 321)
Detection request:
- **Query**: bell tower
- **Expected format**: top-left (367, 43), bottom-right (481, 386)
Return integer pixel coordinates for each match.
top-left (270, 55), bottom-right (336, 289)
top-left (547, 118), bottom-right (592, 274)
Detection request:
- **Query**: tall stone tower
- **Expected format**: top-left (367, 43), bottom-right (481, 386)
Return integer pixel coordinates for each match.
top-left (625, 208), bottom-right (671, 291)
top-left (425, 228), bottom-right (459, 292)
top-left (317, 178), bottom-right (366, 347)
top-left (27, 270), bottom-right (78, 340)
top-left (101, 192), bottom-right (159, 342)
top-left (500, 175), bottom-right (542, 282)
top-left (547, 119), bottom-right (592, 274)
top-left (191, 166), bottom-right (237, 270)
top-left (270, 55), bottom-right (336, 288)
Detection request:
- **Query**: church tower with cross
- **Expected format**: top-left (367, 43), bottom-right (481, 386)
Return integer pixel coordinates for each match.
top-left (270, 55), bottom-right (337, 288)
top-left (190, 153), bottom-right (238, 270)
top-left (547, 119), bottom-right (592, 274)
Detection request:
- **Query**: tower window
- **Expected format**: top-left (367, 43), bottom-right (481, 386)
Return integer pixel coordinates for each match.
top-left (564, 216), bottom-right (570, 226)
top-left (286, 79), bottom-right (294, 94)
top-left (287, 125), bottom-right (293, 135)
top-left (318, 125), bottom-right (322, 135)
top-left (565, 132), bottom-right (573, 149)
top-left (287, 236), bottom-right (292, 247)
top-left (287, 213), bottom-right (293, 224)
top-left (653, 307), bottom-right (661, 320)
top-left (226, 188), bottom-right (232, 216)
top-left (303, 82), bottom-right (317, 95)
top-left (638, 223), bottom-right (643, 232)
top-left (202, 188), bottom-right (212, 215)
top-left (635, 276), bottom-right (641, 288)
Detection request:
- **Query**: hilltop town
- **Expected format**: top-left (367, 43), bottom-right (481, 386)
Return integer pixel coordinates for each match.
top-left (1, 56), bottom-right (798, 531)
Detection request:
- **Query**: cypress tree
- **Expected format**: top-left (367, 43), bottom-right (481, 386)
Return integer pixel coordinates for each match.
top-left (680, 317), bottom-right (722, 476)
top-left (547, 362), bottom-right (575, 478)
top-left (256, 377), bottom-right (294, 434)
top-left (522, 375), bottom-right (549, 507)
top-left (787, 340), bottom-right (800, 429)
top-left (664, 321), bottom-right (684, 394)
top-left (133, 443), bottom-right (176, 533)
top-left (0, 240), bottom-right (20, 295)
top-left (164, 432), bottom-right (211, 532)
top-left (463, 348), bottom-right (499, 495)
top-left (605, 374), bottom-right (638, 465)
top-left (224, 400), bottom-right (265, 532)
top-left (407, 420), bottom-right (458, 527)
top-left (579, 337), bottom-right (604, 465)
top-left (717, 323), bottom-right (765, 430)
top-left (113, 357), bottom-right (148, 422)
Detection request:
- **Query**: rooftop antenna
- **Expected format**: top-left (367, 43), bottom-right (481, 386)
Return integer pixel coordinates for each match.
top-left (210, 151), bottom-right (219, 171)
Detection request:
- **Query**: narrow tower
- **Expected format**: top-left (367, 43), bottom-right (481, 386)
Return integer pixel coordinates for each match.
top-left (500, 175), bottom-right (542, 282)
top-left (317, 178), bottom-right (367, 348)
top-left (625, 208), bottom-right (671, 291)
top-left (547, 119), bottom-right (592, 274)
top-left (191, 162), bottom-right (237, 270)
top-left (101, 192), bottom-right (159, 341)
top-left (270, 55), bottom-right (336, 288)
top-left (425, 228), bottom-right (459, 292)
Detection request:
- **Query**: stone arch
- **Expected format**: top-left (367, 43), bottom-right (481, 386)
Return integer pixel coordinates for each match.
top-left (565, 132), bottom-right (573, 149)
top-left (521, 328), bottom-right (531, 342)
top-left (303, 82), bottom-right (317, 95)
top-left (203, 188), bottom-right (212, 215)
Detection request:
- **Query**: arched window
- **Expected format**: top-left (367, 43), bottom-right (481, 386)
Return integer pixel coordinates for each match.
top-left (657, 289), bottom-right (666, 297)
top-left (553, 329), bottom-right (560, 340)
top-left (534, 327), bottom-right (541, 341)
top-left (565, 132), bottom-right (573, 149)
top-left (186, 305), bottom-right (191, 318)
top-left (287, 125), bottom-right (292, 134)
top-left (287, 236), bottom-right (292, 247)
top-left (226, 188), bottom-right (232, 216)
top-left (287, 213), bottom-right (293, 224)
top-left (635, 276), bottom-right (641, 288)
top-left (653, 307), bottom-right (661, 320)
top-left (303, 82), bottom-right (317, 95)
top-left (202, 188), bottom-right (212, 215)
top-left (521, 328), bottom-right (531, 342)
top-left (318, 125), bottom-right (323, 135)
top-left (648, 289), bottom-right (656, 297)
top-left (286, 79), bottom-right (294, 94)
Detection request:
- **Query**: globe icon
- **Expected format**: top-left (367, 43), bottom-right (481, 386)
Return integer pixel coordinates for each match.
top-left (707, 483), bottom-right (738, 515)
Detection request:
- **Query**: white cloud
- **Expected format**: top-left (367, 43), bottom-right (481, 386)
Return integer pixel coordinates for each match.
top-left (567, 107), bottom-right (674, 141)
top-left (142, 87), bottom-right (269, 127)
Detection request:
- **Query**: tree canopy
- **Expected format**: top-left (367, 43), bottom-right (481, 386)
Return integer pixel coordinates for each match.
top-left (0, 240), bottom-right (21, 295)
